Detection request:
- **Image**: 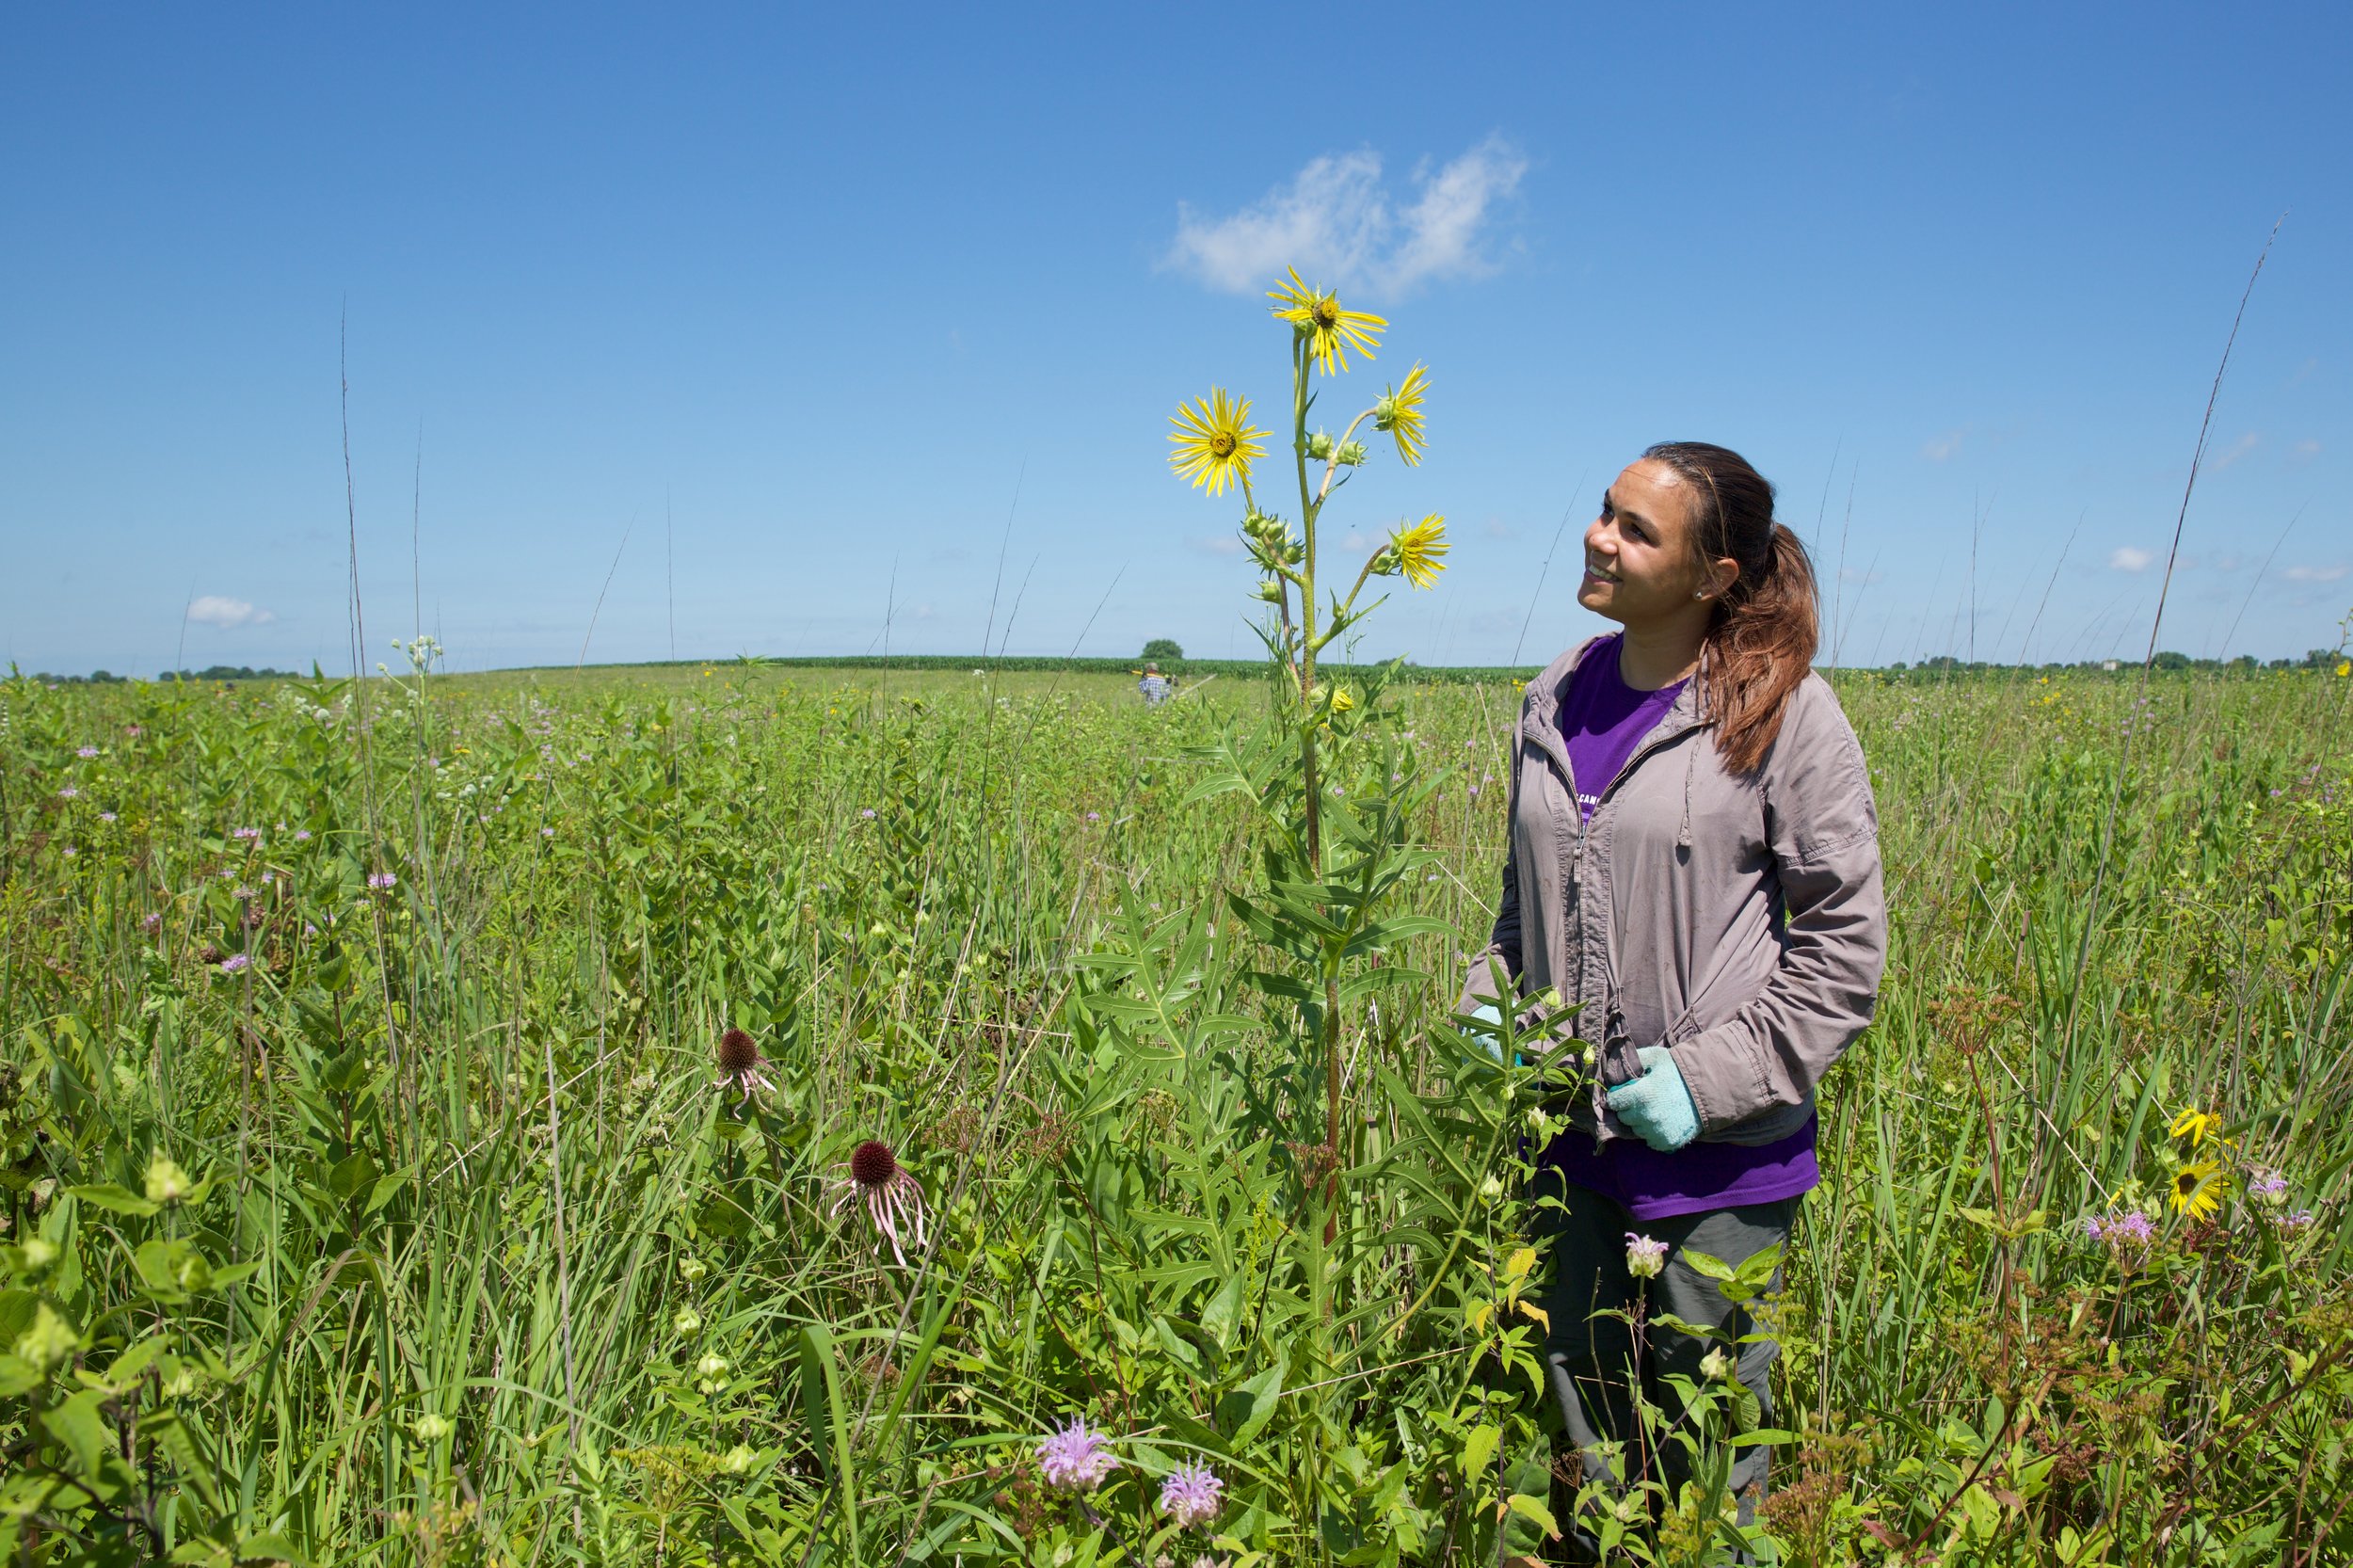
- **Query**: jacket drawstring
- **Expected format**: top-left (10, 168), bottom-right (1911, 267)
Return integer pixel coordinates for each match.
top-left (1677, 741), bottom-right (1696, 851)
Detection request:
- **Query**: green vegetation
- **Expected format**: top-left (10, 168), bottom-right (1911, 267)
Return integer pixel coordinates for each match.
top-left (3, 655), bottom-right (2348, 1564)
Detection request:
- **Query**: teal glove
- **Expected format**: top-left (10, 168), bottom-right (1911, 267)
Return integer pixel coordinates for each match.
top-left (1469, 1002), bottom-right (1503, 1064)
top-left (1606, 1046), bottom-right (1700, 1152)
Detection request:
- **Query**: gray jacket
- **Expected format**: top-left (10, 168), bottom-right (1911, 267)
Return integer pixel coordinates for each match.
top-left (1458, 637), bottom-right (1886, 1145)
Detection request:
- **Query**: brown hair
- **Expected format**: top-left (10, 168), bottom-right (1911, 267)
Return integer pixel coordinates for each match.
top-left (1642, 440), bottom-right (1818, 774)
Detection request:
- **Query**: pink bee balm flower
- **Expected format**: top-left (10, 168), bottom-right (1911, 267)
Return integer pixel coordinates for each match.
top-left (1625, 1233), bottom-right (1669, 1279)
top-left (1035, 1417), bottom-right (1118, 1493)
top-left (1159, 1462), bottom-right (1224, 1528)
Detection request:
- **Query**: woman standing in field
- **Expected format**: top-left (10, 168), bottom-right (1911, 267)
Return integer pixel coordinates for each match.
top-left (1462, 442), bottom-right (1885, 1548)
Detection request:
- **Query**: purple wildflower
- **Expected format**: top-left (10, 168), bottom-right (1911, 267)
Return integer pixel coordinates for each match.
top-left (1625, 1234), bottom-right (1669, 1278)
top-left (1085, 811), bottom-right (1101, 823)
top-left (76, 745), bottom-right (99, 759)
top-left (61, 846), bottom-right (77, 858)
top-left (57, 787), bottom-right (79, 800)
top-left (140, 913), bottom-right (161, 933)
top-left (541, 827), bottom-right (555, 838)
top-left (1036, 1417), bottom-right (1118, 1493)
top-left (293, 829), bottom-right (312, 841)
top-left (2279, 1209), bottom-right (2315, 1233)
top-left (1159, 1462), bottom-right (1224, 1528)
top-left (98, 811), bottom-right (117, 823)
top-left (2249, 1172), bottom-right (2290, 1206)
top-left (219, 953), bottom-right (250, 974)
top-left (859, 808), bottom-right (877, 820)
top-left (367, 872), bottom-right (397, 890)
top-left (232, 826), bottom-right (261, 840)
top-left (829, 1140), bottom-right (928, 1267)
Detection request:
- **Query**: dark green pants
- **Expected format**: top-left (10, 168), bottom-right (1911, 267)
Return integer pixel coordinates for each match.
top-left (1535, 1177), bottom-right (1799, 1527)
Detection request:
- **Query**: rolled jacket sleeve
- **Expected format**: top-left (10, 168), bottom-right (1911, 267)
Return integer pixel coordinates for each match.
top-left (1671, 695), bottom-right (1887, 1134)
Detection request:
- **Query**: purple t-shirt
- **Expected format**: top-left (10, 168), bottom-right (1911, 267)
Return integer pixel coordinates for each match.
top-left (1545, 634), bottom-right (1819, 1221)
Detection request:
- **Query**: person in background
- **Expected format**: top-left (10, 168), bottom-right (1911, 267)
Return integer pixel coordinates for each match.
top-left (1465, 442), bottom-right (1885, 1560)
top-left (1138, 662), bottom-right (1172, 705)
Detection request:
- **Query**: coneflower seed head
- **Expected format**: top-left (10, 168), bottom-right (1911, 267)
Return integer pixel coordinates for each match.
top-left (850, 1139), bottom-right (898, 1188)
top-left (717, 1028), bottom-right (760, 1073)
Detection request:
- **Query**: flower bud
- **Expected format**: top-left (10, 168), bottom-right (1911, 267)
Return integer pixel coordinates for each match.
top-left (672, 1307), bottom-right (703, 1337)
top-left (1700, 1347), bottom-right (1734, 1382)
top-left (1305, 430), bottom-right (1336, 460)
top-left (144, 1155), bottom-right (195, 1207)
top-left (13, 1304), bottom-right (80, 1374)
top-left (413, 1413), bottom-right (453, 1441)
top-left (1336, 440), bottom-right (1368, 467)
top-left (696, 1353), bottom-right (728, 1380)
top-left (679, 1256), bottom-right (708, 1282)
top-left (1478, 1174), bottom-right (1505, 1205)
top-left (723, 1444), bottom-right (758, 1474)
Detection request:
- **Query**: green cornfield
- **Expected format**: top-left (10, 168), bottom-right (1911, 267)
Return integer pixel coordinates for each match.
top-left (2, 659), bottom-right (2348, 1565)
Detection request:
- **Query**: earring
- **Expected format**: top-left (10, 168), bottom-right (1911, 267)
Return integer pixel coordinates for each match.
top-left (1694, 590), bottom-right (1706, 600)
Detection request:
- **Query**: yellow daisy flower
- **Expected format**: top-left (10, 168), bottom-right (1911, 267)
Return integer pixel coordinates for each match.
top-left (1167, 388), bottom-right (1267, 496)
top-left (2169, 1159), bottom-right (2227, 1222)
top-left (1374, 363), bottom-right (1430, 466)
top-left (1267, 267), bottom-right (1385, 375)
top-left (2169, 1107), bottom-right (2221, 1148)
top-left (1386, 515), bottom-right (1449, 589)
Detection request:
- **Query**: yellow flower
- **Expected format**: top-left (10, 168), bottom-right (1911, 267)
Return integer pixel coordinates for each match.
top-left (1330, 686), bottom-right (1355, 714)
top-left (1267, 267), bottom-right (1385, 375)
top-left (1386, 515), bottom-right (1449, 589)
top-left (2337, 660), bottom-right (2350, 677)
top-left (2169, 1106), bottom-right (2221, 1148)
top-left (2169, 1159), bottom-right (2227, 1222)
top-left (1374, 363), bottom-right (1430, 466)
top-left (1168, 388), bottom-right (1267, 496)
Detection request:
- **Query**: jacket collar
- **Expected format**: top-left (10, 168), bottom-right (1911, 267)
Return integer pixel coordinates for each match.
top-left (1519, 633), bottom-right (1713, 772)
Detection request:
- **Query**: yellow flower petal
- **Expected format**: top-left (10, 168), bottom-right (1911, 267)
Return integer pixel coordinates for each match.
top-left (1267, 266), bottom-right (1385, 376)
top-left (1386, 514), bottom-right (1449, 589)
top-left (1167, 388), bottom-right (1267, 497)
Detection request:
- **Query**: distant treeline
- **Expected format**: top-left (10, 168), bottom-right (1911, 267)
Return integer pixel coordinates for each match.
top-left (590, 652), bottom-right (2349, 683)
top-left (15, 665), bottom-right (301, 685)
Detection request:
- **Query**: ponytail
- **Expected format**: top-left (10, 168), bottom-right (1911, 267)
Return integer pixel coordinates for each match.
top-left (1641, 443), bottom-right (1819, 775)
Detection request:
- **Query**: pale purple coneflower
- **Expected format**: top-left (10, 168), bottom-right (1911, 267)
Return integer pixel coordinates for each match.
top-left (1035, 1416), bottom-right (1118, 1493)
top-left (712, 1027), bottom-right (774, 1104)
top-left (1159, 1462), bottom-right (1224, 1528)
top-left (830, 1139), bottom-right (928, 1266)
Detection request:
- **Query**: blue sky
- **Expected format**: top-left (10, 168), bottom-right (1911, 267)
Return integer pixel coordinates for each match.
top-left (4, 2), bottom-right (2348, 675)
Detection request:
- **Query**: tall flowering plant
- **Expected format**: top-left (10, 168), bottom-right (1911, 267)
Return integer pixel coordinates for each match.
top-left (1164, 270), bottom-right (1453, 1252)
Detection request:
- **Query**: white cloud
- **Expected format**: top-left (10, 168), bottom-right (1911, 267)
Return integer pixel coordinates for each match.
top-left (2282, 563), bottom-right (2348, 583)
top-left (1921, 430), bottom-right (1963, 462)
top-left (186, 595), bottom-right (274, 629)
top-left (2212, 431), bottom-right (2259, 470)
top-left (1165, 136), bottom-right (1528, 298)
top-left (2108, 547), bottom-right (2153, 573)
top-left (2291, 440), bottom-right (2321, 462)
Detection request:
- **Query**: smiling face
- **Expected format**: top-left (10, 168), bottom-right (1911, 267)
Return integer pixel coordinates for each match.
top-left (1577, 459), bottom-right (1738, 630)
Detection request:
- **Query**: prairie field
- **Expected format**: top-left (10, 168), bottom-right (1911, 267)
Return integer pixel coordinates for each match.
top-left (2, 660), bottom-right (2348, 1565)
